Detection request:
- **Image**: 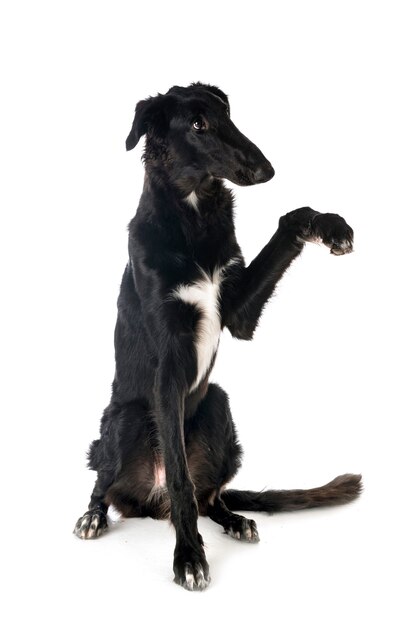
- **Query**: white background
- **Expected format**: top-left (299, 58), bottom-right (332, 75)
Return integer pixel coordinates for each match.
top-left (1, 1), bottom-right (417, 624)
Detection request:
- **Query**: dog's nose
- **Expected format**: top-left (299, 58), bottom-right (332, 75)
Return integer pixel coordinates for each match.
top-left (254, 162), bottom-right (275, 183)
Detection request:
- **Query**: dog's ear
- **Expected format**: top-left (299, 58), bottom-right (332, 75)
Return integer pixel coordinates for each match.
top-left (126, 97), bottom-right (155, 151)
top-left (204, 85), bottom-right (230, 110)
top-left (191, 82), bottom-right (230, 115)
top-left (126, 95), bottom-right (174, 151)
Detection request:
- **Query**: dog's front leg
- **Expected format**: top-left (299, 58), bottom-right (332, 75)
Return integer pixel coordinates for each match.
top-left (223, 207), bottom-right (353, 339)
top-left (155, 356), bottom-right (210, 592)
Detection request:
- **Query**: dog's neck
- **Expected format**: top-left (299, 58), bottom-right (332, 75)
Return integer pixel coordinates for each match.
top-left (143, 167), bottom-right (232, 219)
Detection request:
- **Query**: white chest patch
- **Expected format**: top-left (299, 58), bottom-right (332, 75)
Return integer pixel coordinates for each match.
top-left (173, 267), bottom-right (223, 391)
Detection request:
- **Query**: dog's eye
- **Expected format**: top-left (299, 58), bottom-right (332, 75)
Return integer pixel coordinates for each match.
top-left (192, 117), bottom-right (207, 131)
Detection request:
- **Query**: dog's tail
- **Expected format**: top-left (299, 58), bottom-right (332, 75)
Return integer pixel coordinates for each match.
top-left (222, 473), bottom-right (362, 513)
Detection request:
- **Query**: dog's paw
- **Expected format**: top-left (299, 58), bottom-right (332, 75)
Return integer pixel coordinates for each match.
top-left (280, 208), bottom-right (354, 256)
top-left (224, 516), bottom-right (260, 543)
top-left (73, 509), bottom-right (108, 539)
top-left (309, 213), bottom-right (354, 255)
top-left (173, 549), bottom-right (210, 591)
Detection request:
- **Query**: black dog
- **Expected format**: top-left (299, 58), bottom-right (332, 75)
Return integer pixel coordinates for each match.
top-left (74, 83), bottom-right (361, 591)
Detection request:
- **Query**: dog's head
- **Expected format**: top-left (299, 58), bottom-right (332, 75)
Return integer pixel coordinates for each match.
top-left (126, 83), bottom-right (274, 190)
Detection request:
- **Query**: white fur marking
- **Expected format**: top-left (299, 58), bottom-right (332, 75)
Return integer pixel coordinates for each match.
top-left (224, 256), bottom-right (241, 270)
top-left (185, 567), bottom-right (195, 590)
top-left (172, 259), bottom-right (241, 391)
top-left (244, 526), bottom-right (252, 540)
top-left (338, 239), bottom-right (352, 251)
top-left (154, 462), bottom-right (166, 488)
top-left (147, 460), bottom-right (169, 511)
top-left (174, 268), bottom-right (221, 391)
top-left (185, 191), bottom-right (199, 211)
top-left (310, 236), bottom-right (324, 245)
top-left (296, 234), bottom-right (323, 245)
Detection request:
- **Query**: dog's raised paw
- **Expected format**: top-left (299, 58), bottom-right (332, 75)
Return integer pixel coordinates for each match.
top-left (330, 239), bottom-right (353, 255)
top-left (73, 509), bottom-right (108, 539)
top-left (309, 212), bottom-right (354, 256)
top-left (225, 516), bottom-right (260, 543)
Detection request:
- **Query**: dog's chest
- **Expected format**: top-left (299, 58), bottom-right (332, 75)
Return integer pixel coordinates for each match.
top-left (174, 267), bottom-right (223, 391)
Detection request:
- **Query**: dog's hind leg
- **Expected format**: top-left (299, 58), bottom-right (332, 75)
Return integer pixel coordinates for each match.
top-left (74, 403), bottom-right (124, 539)
top-left (207, 496), bottom-right (260, 543)
top-left (185, 384), bottom-right (259, 542)
top-left (74, 470), bottom-right (115, 539)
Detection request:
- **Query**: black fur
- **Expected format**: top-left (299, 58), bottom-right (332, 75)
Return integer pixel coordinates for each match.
top-left (74, 83), bottom-right (361, 591)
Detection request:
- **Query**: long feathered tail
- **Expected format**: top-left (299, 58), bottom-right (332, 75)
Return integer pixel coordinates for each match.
top-left (222, 474), bottom-right (362, 513)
